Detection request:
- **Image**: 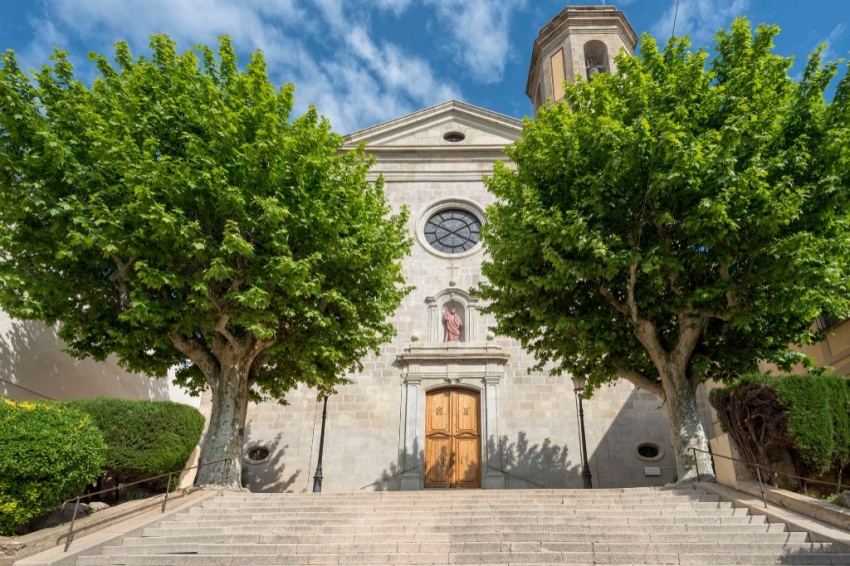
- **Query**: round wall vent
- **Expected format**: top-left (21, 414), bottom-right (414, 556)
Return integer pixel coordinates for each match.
top-left (635, 442), bottom-right (664, 461)
top-left (443, 132), bottom-right (465, 143)
top-left (244, 445), bottom-right (270, 465)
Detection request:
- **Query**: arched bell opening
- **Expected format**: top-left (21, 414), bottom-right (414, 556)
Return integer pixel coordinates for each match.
top-left (584, 40), bottom-right (610, 80)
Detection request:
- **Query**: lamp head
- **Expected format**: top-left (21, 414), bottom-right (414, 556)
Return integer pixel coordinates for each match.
top-left (571, 376), bottom-right (587, 392)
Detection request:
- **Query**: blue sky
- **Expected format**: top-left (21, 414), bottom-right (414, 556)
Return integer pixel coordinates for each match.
top-left (1, 0), bottom-right (848, 134)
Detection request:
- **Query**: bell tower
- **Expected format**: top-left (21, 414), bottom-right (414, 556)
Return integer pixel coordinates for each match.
top-left (526, 5), bottom-right (638, 113)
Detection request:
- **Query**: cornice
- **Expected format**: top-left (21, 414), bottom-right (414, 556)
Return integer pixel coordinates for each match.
top-left (396, 343), bottom-right (510, 365)
top-left (342, 100), bottom-right (522, 148)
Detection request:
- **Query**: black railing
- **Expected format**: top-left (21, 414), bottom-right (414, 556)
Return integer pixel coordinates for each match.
top-left (61, 458), bottom-right (231, 552)
top-left (689, 446), bottom-right (848, 509)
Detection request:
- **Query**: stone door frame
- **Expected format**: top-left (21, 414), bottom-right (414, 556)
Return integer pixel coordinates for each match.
top-left (397, 343), bottom-right (508, 490)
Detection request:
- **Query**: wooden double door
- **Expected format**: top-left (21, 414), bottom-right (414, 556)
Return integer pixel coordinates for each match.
top-left (425, 388), bottom-right (481, 488)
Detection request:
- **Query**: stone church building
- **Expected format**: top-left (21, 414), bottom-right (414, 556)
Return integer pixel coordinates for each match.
top-left (239, 5), bottom-right (714, 493)
top-left (6, 5), bottom-right (846, 492)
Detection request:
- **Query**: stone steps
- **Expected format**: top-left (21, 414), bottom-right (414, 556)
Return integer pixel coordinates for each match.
top-left (201, 493), bottom-right (718, 503)
top-left (191, 501), bottom-right (733, 515)
top-left (73, 488), bottom-right (850, 566)
top-left (75, 553), bottom-right (849, 565)
top-left (101, 541), bottom-right (835, 555)
top-left (127, 531), bottom-right (810, 544)
top-left (183, 508), bottom-right (739, 519)
top-left (141, 523), bottom-right (794, 537)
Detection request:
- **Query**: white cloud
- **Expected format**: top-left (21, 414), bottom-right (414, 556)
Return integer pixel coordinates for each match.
top-left (18, 0), bottom-right (461, 133)
top-left (16, 19), bottom-right (70, 78)
top-left (816, 23), bottom-right (846, 62)
top-left (651, 0), bottom-right (750, 46)
top-left (424, 0), bottom-right (527, 84)
top-left (368, 0), bottom-right (414, 17)
top-left (345, 26), bottom-right (456, 105)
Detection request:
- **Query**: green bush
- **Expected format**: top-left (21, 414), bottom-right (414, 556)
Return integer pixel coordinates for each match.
top-left (0, 397), bottom-right (106, 535)
top-left (66, 398), bottom-right (205, 483)
top-left (710, 373), bottom-right (850, 474)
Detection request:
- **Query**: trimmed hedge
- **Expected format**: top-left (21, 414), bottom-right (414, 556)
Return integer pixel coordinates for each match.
top-left (710, 373), bottom-right (850, 474)
top-left (0, 398), bottom-right (106, 535)
top-left (66, 398), bottom-right (205, 483)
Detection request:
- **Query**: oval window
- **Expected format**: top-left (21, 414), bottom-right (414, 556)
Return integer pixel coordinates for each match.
top-left (636, 443), bottom-right (663, 461)
top-left (244, 446), bottom-right (270, 464)
top-left (443, 132), bottom-right (465, 143)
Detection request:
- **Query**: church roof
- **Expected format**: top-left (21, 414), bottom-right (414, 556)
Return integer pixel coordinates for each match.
top-left (343, 100), bottom-right (523, 152)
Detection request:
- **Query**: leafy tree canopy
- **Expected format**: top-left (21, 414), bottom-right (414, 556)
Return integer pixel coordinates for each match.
top-left (478, 18), bottom-right (850, 481)
top-left (0, 36), bottom-right (411, 485)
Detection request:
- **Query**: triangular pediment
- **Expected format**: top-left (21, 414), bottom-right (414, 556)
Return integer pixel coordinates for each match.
top-left (343, 100), bottom-right (523, 150)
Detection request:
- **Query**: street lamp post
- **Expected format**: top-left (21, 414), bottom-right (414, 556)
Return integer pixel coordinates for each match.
top-left (571, 377), bottom-right (593, 489)
top-left (312, 396), bottom-right (329, 493)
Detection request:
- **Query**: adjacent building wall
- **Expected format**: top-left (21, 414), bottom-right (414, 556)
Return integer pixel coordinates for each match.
top-left (0, 309), bottom-right (199, 408)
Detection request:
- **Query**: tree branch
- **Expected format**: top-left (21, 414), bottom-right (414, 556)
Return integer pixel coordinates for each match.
top-left (228, 275), bottom-right (246, 295)
top-left (250, 351), bottom-right (271, 380)
top-left (687, 364), bottom-right (703, 395)
top-left (620, 262), bottom-right (669, 371)
top-left (599, 287), bottom-right (628, 315)
top-left (656, 227), bottom-right (684, 296)
top-left (671, 311), bottom-right (709, 368)
top-left (626, 262), bottom-right (641, 323)
top-left (215, 315), bottom-right (239, 348)
top-left (616, 360), bottom-right (664, 398)
top-left (169, 332), bottom-right (219, 379)
top-left (208, 275), bottom-right (245, 312)
top-left (108, 255), bottom-right (136, 310)
top-left (692, 308), bottom-right (734, 321)
top-left (719, 263), bottom-right (738, 309)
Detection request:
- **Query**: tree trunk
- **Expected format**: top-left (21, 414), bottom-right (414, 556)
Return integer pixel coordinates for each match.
top-left (661, 366), bottom-right (715, 483)
top-left (194, 363), bottom-right (250, 487)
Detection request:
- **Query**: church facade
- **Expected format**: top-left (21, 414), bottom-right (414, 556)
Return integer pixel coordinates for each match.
top-left (238, 5), bottom-right (719, 493)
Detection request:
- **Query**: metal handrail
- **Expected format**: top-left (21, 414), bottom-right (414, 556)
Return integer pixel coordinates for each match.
top-left (61, 458), bottom-right (231, 552)
top-left (688, 446), bottom-right (848, 509)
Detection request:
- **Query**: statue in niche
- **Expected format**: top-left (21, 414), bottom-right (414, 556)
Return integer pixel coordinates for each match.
top-left (443, 306), bottom-right (462, 342)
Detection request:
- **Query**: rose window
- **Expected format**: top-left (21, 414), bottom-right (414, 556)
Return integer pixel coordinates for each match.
top-left (424, 209), bottom-right (482, 254)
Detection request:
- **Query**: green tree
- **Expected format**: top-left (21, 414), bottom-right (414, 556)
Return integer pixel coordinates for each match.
top-left (0, 36), bottom-right (411, 487)
top-left (477, 19), bottom-right (850, 482)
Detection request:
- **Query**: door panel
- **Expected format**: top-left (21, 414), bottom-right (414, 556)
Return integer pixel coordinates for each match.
top-left (455, 437), bottom-right (480, 487)
top-left (424, 388), bottom-right (480, 488)
top-left (426, 437), bottom-right (452, 487)
top-left (427, 389), bottom-right (451, 434)
top-left (455, 389), bottom-right (478, 434)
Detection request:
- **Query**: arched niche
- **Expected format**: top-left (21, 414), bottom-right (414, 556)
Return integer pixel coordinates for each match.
top-left (583, 40), bottom-right (610, 80)
top-left (425, 288), bottom-right (480, 343)
top-left (442, 299), bottom-right (466, 343)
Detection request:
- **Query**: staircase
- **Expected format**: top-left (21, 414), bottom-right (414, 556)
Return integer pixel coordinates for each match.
top-left (76, 487), bottom-right (849, 565)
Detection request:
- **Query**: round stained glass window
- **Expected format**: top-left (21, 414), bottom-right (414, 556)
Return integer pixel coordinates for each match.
top-left (424, 209), bottom-right (481, 254)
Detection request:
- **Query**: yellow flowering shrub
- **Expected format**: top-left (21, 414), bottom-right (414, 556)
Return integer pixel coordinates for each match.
top-left (0, 397), bottom-right (106, 535)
